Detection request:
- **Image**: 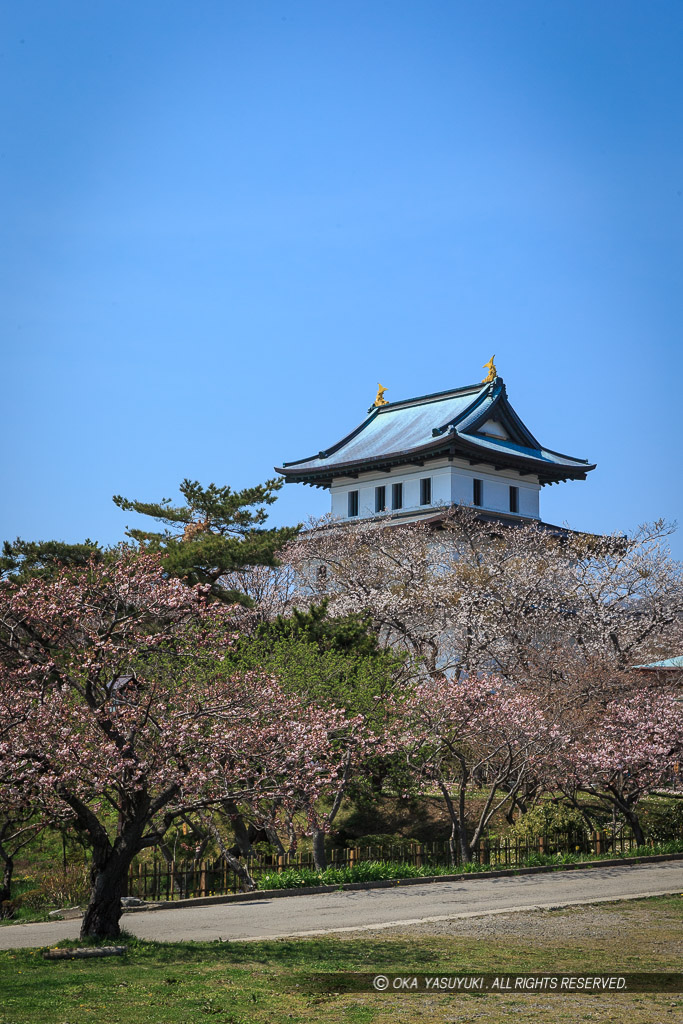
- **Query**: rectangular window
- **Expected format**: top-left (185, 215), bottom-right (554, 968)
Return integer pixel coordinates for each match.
top-left (509, 485), bottom-right (519, 514)
top-left (392, 482), bottom-right (403, 510)
top-left (375, 485), bottom-right (386, 513)
top-left (420, 478), bottom-right (432, 506)
top-left (473, 478), bottom-right (483, 507)
top-left (347, 490), bottom-right (359, 517)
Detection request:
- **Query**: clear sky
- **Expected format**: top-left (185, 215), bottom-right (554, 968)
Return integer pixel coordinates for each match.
top-left (2, 1), bottom-right (682, 556)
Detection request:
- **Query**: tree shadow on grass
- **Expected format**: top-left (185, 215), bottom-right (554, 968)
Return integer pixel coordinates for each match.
top-left (37, 932), bottom-right (454, 971)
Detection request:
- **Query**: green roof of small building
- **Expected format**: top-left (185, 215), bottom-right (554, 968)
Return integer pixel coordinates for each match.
top-left (634, 656), bottom-right (683, 670)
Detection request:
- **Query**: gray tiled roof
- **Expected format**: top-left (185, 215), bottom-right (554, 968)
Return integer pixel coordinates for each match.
top-left (277, 377), bottom-right (595, 486)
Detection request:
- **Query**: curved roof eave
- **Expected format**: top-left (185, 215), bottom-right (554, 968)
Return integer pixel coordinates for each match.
top-left (276, 434), bottom-right (596, 485)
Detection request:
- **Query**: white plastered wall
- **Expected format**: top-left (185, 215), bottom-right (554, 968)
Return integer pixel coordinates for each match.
top-left (330, 458), bottom-right (541, 521)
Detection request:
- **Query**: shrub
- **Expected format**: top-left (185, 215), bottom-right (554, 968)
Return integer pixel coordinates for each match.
top-left (343, 834), bottom-right (416, 849)
top-left (13, 863), bottom-right (90, 911)
top-left (638, 798), bottom-right (683, 844)
top-left (15, 887), bottom-right (52, 911)
top-left (507, 800), bottom-right (589, 840)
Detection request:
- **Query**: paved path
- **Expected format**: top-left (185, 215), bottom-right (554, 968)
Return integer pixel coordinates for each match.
top-left (2, 861), bottom-right (681, 949)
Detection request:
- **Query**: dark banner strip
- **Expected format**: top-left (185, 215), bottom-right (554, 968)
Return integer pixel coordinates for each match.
top-left (285, 972), bottom-right (683, 994)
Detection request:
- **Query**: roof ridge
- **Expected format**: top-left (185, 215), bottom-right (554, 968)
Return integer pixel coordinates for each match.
top-left (375, 381), bottom-right (487, 412)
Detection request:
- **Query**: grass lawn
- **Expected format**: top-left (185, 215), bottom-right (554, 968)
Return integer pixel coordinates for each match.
top-left (0, 895), bottom-right (680, 1024)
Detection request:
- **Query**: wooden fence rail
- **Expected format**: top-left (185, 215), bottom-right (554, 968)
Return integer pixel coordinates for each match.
top-left (127, 829), bottom-right (646, 902)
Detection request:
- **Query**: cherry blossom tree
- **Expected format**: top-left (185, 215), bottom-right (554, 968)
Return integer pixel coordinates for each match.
top-left (553, 688), bottom-right (683, 845)
top-left (218, 562), bottom-right (298, 623)
top-left (223, 512), bottom-right (683, 850)
top-left (0, 662), bottom-right (45, 909)
top-left (286, 508), bottom-right (683, 698)
top-left (0, 552), bottom-right (354, 937)
top-left (227, 603), bottom-right (409, 869)
top-left (396, 675), bottom-right (559, 863)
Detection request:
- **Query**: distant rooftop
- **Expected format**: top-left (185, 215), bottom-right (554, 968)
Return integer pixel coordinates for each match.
top-left (633, 656), bottom-right (683, 671)
top-left (277, 376), bottom-right (596, 488)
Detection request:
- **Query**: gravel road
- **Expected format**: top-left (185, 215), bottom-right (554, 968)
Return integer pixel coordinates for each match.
top-left (1, 861), bottom-right (681, 949)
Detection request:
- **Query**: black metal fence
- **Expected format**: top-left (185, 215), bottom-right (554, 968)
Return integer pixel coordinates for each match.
top-left (127, 829), bottom-right (645, 902)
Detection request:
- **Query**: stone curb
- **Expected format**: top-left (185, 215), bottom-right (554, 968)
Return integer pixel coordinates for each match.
top-left (123, 851), bottom-right (683, 913)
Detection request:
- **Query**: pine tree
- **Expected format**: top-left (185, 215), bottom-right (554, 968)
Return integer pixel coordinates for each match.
top-left (0, 538), bottom-right (105, 584)
top-left (112, 477), bottom-right (299, 604)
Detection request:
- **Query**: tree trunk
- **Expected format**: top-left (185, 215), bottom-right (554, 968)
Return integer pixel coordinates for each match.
top-left (80, 848), bottom-right (133, 939)
top-left (0, 855), bottom-right (13, 905)
top-left (311, 828), bottom-right (327, 871)
top-left (310, 748), bottom-right (352, 872)
top-left (621, 807), bottom-right (646, 847)
top-left (116, 812), bottom-right (128, 897)
top-left (224, 849), bottom-right (257, 892)
top-left (201, 816), bottom-right (256, 892)
top-left (456, 820), bottom-right (472, 863)
top-left (222, 801), bottom-right (255, 858)
top-left (440, 783), bottom-right (473, 863)
top-left (264, 824), bottom-right (285, 857)
top-left (284, 810), bottom-right (297, 855)
top-left (447, 824), bottom-right (459, 867)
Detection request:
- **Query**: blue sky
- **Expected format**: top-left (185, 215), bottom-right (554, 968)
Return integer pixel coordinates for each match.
top-left (2, 1), bottom-right (682, 556)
